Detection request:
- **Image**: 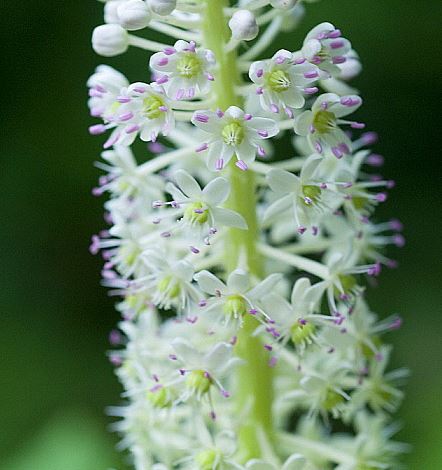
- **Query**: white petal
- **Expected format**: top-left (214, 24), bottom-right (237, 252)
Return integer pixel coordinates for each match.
top-left (174, 260), bottom-right (195, 282)
top-left (211, 207), bottom-right (248, 229)
top-left (311, 93), bottom-right (340, 112)
top-left (294, 110), bottom-right (313, 136)
top-left (203, 177), bottom-right (230, 205)
top-left (172, 338), bottom-right (200, 367)
top-left (194, 270), bottom-right (227, 295)
top-left (248, 273), bottom-right (283, 300)
top-left (282, 454), bottom-right (306, 470)
top-left (236, 140), bottom-right (257, 164)
top-left (300, 154), bottom-right (322, 181)
top-left (248, 117), bottom-right (279, 138)
top-left (301, 39), bottom-right (321, 59)
top-left (225, 106), bottom-right (244, 120)
top-left (174, 169), bottom-right (202, 198)
top-left (261, 293), bottom-right (291, 324)
top-left (290, 277), bottom-right (311, 305)
top-left (205, 342), bottom-right (233, 372)
top-left (191, 110), bottom-right (222, 134)
top-left (305, 22), bottom-right (335, 42)
top-left (263, 194), bottom-right (292, 222)
top-left (267, 168), bottom-right (299, 193)
top-left (246, 460), bottom-right (276, 470)
top-left (227, 269), bottom-right (249, 293)
top-left (165, 181), bottom-right (188, 203)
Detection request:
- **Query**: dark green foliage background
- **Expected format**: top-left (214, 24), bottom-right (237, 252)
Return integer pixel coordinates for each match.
top-left (1, 0), bottom-right (441, 468)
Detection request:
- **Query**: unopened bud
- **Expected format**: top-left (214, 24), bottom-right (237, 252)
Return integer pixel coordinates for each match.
top-left (92, 24), bottom-right (129, 57)
top-left (117, 0), bottom-right (151, 31)
top-left (228, 10), bottom-right (259, 41)
top-left (149, 0), bottom-right (177, 16)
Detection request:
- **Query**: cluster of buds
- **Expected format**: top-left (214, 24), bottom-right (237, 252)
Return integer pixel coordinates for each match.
top-left (88, 1), bottom-right (407, 469)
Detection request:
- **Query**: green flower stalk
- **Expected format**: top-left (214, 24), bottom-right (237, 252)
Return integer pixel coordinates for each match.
top-left (88, 1), bottom-right (407, 468)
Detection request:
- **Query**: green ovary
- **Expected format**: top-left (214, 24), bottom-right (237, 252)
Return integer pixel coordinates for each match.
top-left (291, 321), bottom-right (315, 345)
top-left (352, 196), bottom-right (368, 210)
top-left (223, 294), bottom-right (248, 319)
top-left (186, 370), bottom-right (212, 394)
top-left (265, 69), bottom-right (291, 92)
top-left (222, 121), bottom-right (244, 146)
top-left (143, 95), bottom-right (165, 119)
top-left (176, 54), bottom-right (202, 78)
top-left (334, 274), bottom-right (357, 297)
top-left (312, 110), bottom-right (336, 134)
top-left (302, 185), bottom-right (321, 206)
top-left (157, 275), bottom-right (181, 298)
top-left (322, 388), bottom-right (344, 411)
top-left (195, 449), bottom-right (220, 470)
top-left (184, 202), bottom-right (209, 224)
top-left (147, 387), bottom-right (171, 408)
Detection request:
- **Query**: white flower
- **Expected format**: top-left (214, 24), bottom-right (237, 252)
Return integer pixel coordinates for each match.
top-left (195, 268), bottom-right (282, 325)
top-left (294, 93), bottom-right (362, 156)
top-left (117, 0), bottom-right (151, 31)
top-left (92, 24), bottom-right (129, 57)
top-left (87, 65), bottom-right (129, 120)
top-left (135, 250), bottom-right (200, 311)
top-left (264, 155), bottom-right (332, 234)
top-left (99, 82), bottom-right (175, 148)
top-left (172, 339), bottom-right (240, 399)
top-left (246, 454), bottom-right (306, 470)
top-left (294, 22), bottom-right (352, 77)
top-left (229, 10), bottom-right (259, 41)
top-left (160, 169), bottom-right (247, 237)
top-left (149, 0), bottom-right (177, 16)
top-left (191, 106), bottom-right (279, 170)
top-left (150, 40), bottom-right (216, 100)
top-left (249, 49), bottom-right (320, 116)
top-left (260, 277), bottom-right (325, 350)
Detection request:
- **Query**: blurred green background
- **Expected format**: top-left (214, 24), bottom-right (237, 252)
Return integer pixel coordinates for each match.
top-left (1, 0), bottom-right (441, 468)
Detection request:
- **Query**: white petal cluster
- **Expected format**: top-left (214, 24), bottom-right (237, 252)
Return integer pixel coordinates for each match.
top-left (88, 1), bottom-right (406, 469)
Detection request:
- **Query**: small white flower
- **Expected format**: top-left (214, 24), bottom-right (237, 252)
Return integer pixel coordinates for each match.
top-left (195, 269), bottom-right (282, 325)
top-left (92, 23), bottom-right (129, 57)
top-left (87, 65), bottom-right (129, 120)
top-left (172, 339), bottom-right (240, 400)
top-left (264, 155), bottom-right (332, 234)
top-left (191, 106), bottom-right (279, 170)
top-left (228, 10), bottom-right (259, 41)
top-left (260, 277), bottom-right (325, 351)
top-left (294, 22), bottom-right (352, 77)
top-left (117, 0), bottom-right (151, 31)
top-left (294, 93), bottom-right (362, 156)
top-left (149, 0), bottom-right (177, 16)
top-left (161, 169), bottom-right (247, 236)
top-left (249, 49), bottom-right (320, 116)
top-left (99, 82), bottom-right (175, 148)
top-left (150, 40), bottom-right (216, 100)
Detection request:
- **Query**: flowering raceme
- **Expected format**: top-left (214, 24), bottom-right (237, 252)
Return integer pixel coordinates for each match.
top-left (88, 1), bottom-right (407, 469)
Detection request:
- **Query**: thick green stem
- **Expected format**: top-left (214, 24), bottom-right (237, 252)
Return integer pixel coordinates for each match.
top-left (202, 0), bottom-right (274, 462)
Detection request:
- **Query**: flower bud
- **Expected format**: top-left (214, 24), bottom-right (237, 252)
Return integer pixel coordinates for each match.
top-left (92, 24), bottom-right (129, 56)
top-left (104, 0), bottom-right (124, 24)
top-left (228, 10), bottom-right (259, 41)
top-left (117, 0), bottom-right (151, 31)
top-left (270, 0), bottom-right (298, 9)
top-left (149, 0), bottom-right (177, 16)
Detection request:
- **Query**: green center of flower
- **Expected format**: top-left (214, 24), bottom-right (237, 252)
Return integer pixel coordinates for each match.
top-left (176, 53), bottom-right (203, 78)
top-left (157, 275), bottom-right (181, 299)
top-left (186, 370), bottom-right (212, 394)
top-left (265, 69), bottom-right (291, 92)
top-left (147, 386), bottom-right (172, 409)
top-left (143, 94), bottom-right (165, 120)
top-left (302, 185), bottom-right (322, 206)
top-left (120, 242), bottom-right (141, 267)
top-left (195, 449), bottom-right (220, 470)
top-left (322, 388), bottom-right (345, 411)
top-left (352, 196), bottom-right (368, 210)
top-left (184, 202), bottom-right (209, 224)
top-left (334, 274), bottom-right (357, 297)
top-left (290, 321), bottom-right (316, 345)
top-left (313, 109), bottom-right (336, 134)
top-left (223, 294), bottom-right (248, 319)
top-left (222, 120), bottom-right (245, 146)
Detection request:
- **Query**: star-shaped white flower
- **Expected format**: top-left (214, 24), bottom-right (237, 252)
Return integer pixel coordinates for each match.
top-left (264, 154), bottom-right (333, 234)
top-left (195, 268), bottom-right (282, 325)
top-left (294, 22), bottom-right (352, 77)
top-left (163, 169), bottom-right (247, 234)
top-left (150, 40), bottom-right (216, 100)
top-left (191, 106), bottom-right (279, 171)
top-left (100, 81), bottom-right (175, 148)
top-left (249, 49), bottom-right (320, 117)
top-left (294, 93), bottom-right (362, 157)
